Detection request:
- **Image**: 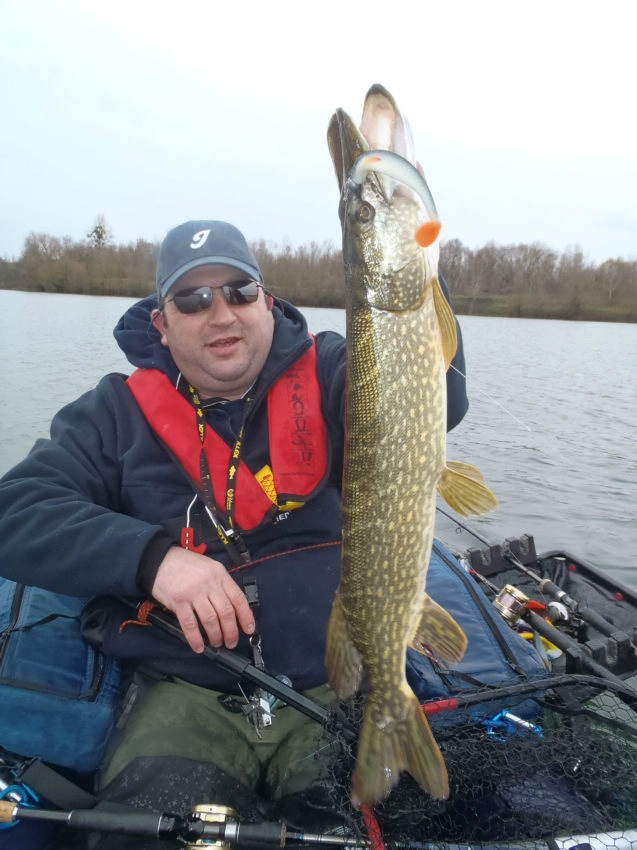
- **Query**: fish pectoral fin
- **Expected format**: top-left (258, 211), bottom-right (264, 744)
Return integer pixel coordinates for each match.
top-left (410, 593), bottom-right (467, 665)
top-left (325, 591), bottom-right (363, 699)
top-left (438, 461), bottom-right (498, 517)
top-left (432, 275), bottom-right (458, 370)
top-left (351, 688), bottom-right (448, 807)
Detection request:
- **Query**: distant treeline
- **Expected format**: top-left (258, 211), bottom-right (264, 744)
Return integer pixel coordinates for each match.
top-left (1, 227), bottom-right (635, 322)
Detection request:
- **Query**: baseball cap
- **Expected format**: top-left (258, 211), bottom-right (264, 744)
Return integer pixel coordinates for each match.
top-left (156, 220), bottom-right (262, 298)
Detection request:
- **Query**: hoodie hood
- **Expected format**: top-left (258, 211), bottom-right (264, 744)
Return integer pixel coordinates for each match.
top-left (113, 295), bottom-right (178, 380)
top-left (113, 293), bottom-right (312, 392)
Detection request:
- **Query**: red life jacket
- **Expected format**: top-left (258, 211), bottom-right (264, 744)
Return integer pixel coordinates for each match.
top-left (126, 342), bottom-right (329, 531)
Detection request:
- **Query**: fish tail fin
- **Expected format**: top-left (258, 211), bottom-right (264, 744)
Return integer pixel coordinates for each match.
top-left (325, 590), bottom-right (363, 699)
top-left (438, 460), bottom-right (498, 517)
top-left (352, 688), bottom-right (448, 807)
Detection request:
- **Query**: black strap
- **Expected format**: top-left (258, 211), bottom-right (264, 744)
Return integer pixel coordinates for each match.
top-left (242, 574), bottom-right (267, 676)
top-left (20, 759), bottom-right (98, 810)
top-left (188, 382), bottom-right (252, 565)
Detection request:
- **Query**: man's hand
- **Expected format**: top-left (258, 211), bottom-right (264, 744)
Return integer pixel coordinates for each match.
top-left (151, 547), bottom-right (255, 653)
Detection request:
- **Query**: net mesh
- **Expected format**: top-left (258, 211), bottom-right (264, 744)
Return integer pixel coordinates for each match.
top-left (322, 681), bottom-right (637, 849)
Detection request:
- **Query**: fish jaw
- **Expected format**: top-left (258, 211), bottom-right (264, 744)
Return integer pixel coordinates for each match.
top-left (359, 83), bottom-right (418, 166)
top-left (342, 182), bottom-right (437, 316)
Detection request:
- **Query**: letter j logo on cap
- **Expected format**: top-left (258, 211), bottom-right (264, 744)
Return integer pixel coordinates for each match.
top-left (190, 229), bottom-right (211, 249)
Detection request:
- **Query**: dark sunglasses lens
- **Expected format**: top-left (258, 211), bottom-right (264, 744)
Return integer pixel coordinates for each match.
top-left (172, 287), bottom-right (213, 314)
top-left (224, 281), bottom-right (260, 305)
top-left (170, 281), bottom-right (260, 313)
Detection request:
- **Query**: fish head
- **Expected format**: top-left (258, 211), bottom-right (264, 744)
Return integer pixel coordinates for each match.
top-left (328, 85), bottom-right (440, 314)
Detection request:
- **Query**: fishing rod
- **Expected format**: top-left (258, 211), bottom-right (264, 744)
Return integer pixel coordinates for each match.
top-left (421, 671), bottom-right (637, 728)
top-left (434, 507), bottom-right (637, 709)
top-left (4, 799), bottom-right (637, 850)
top-left (520, 608), bottom-right (637, 709)
top-left (435, 506), bottom-right (637, 651)
top-left (0, 799), bottom-right (365, 848)
top-left (118, 599), bottom-right (358, 740)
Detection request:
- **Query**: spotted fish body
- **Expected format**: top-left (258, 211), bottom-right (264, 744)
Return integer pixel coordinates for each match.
top-left (326, 85), bottom-right (497, 807)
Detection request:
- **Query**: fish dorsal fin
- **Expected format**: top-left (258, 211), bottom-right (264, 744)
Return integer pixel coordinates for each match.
top-left (432, 276), bottom-right (458, 370)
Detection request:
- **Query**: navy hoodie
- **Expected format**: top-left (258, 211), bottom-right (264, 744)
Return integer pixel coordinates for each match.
top-left (0, 293), bottom-right (468, 691)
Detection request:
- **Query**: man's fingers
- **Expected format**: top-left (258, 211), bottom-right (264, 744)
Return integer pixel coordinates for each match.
top-left (152, 549), bottom-right (258, 652)
top-left (198, 597), bottom-right (237, 648)
top-left (177, 589), bottom-right (253, 653)
top-left (174, 605), bottom-right (207, 654)
top-left (224, 579), bottom-right (256, 637)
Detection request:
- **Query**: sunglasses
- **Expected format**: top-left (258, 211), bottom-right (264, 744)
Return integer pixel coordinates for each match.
top-left (165, 280), bottom-right (264, 314)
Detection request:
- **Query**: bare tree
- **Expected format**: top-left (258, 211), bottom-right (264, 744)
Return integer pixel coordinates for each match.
top-left (86, 214), bottom-right (113, 249)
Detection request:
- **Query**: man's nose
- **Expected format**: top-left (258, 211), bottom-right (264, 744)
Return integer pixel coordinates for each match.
top-left (206, 288), bottom-right (235, 321)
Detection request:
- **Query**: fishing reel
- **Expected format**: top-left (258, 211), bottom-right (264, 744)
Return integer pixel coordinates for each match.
top-left (185, 804), bottom-right (239, 849)
top-left (183, 804), bottom-right (297, 849)
top-left (493, 584), bottom-right (530, 626)
top-left (493, 583), bottom-right (569, 630)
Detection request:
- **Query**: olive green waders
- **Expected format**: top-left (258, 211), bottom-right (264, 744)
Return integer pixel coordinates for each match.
top-left (100, 679), bottom-right (339, 801)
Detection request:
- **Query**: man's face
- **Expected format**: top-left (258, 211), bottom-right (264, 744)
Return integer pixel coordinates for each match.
top-left (152, 265), bottom-right (274, 400)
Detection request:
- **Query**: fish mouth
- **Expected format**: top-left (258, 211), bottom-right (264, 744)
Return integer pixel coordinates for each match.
top-left (327, 85), bottom-right (439, 239)
top-left (328, 84), bottom-right (409, 202)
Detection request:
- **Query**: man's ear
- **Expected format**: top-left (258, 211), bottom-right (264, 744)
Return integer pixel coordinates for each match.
top-left (151, 308), bottom-right (168, 345)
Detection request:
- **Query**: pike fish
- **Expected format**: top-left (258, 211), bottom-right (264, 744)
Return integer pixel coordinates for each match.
top-left (325, 84), bottom-right (497, 807)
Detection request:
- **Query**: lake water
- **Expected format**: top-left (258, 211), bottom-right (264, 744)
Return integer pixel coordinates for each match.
top-left (1, 290), bottom-right (635, 588)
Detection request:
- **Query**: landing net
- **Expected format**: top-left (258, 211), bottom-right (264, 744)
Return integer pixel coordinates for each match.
top-left (323, 678), bottom-right (637, 850)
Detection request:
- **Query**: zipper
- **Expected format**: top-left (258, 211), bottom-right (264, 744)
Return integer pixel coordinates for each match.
top-left (0, 582), bottom-right (26, 669)
top-left (85, 650), bottom-right (106, 702)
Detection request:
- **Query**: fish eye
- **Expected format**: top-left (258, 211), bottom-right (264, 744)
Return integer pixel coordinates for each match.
top-left (357, 203), bottom-right (375, 223)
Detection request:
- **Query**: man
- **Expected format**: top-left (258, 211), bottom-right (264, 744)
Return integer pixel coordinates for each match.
top-left (0, 220), bottom-right (468, 834)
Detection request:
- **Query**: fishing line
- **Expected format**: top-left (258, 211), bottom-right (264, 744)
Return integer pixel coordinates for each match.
top-left (448, 363), bottom-right (532, 432)
top-left (448, 359), bottom-right (612, 474)
top-left (435, 504), bottom-right (492, 549)
top-left (447, 361), bottom-right (587, 474)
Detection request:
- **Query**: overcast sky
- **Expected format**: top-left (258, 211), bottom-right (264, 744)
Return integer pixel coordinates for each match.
top-left (2, 0), bottom-right (635, 265)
